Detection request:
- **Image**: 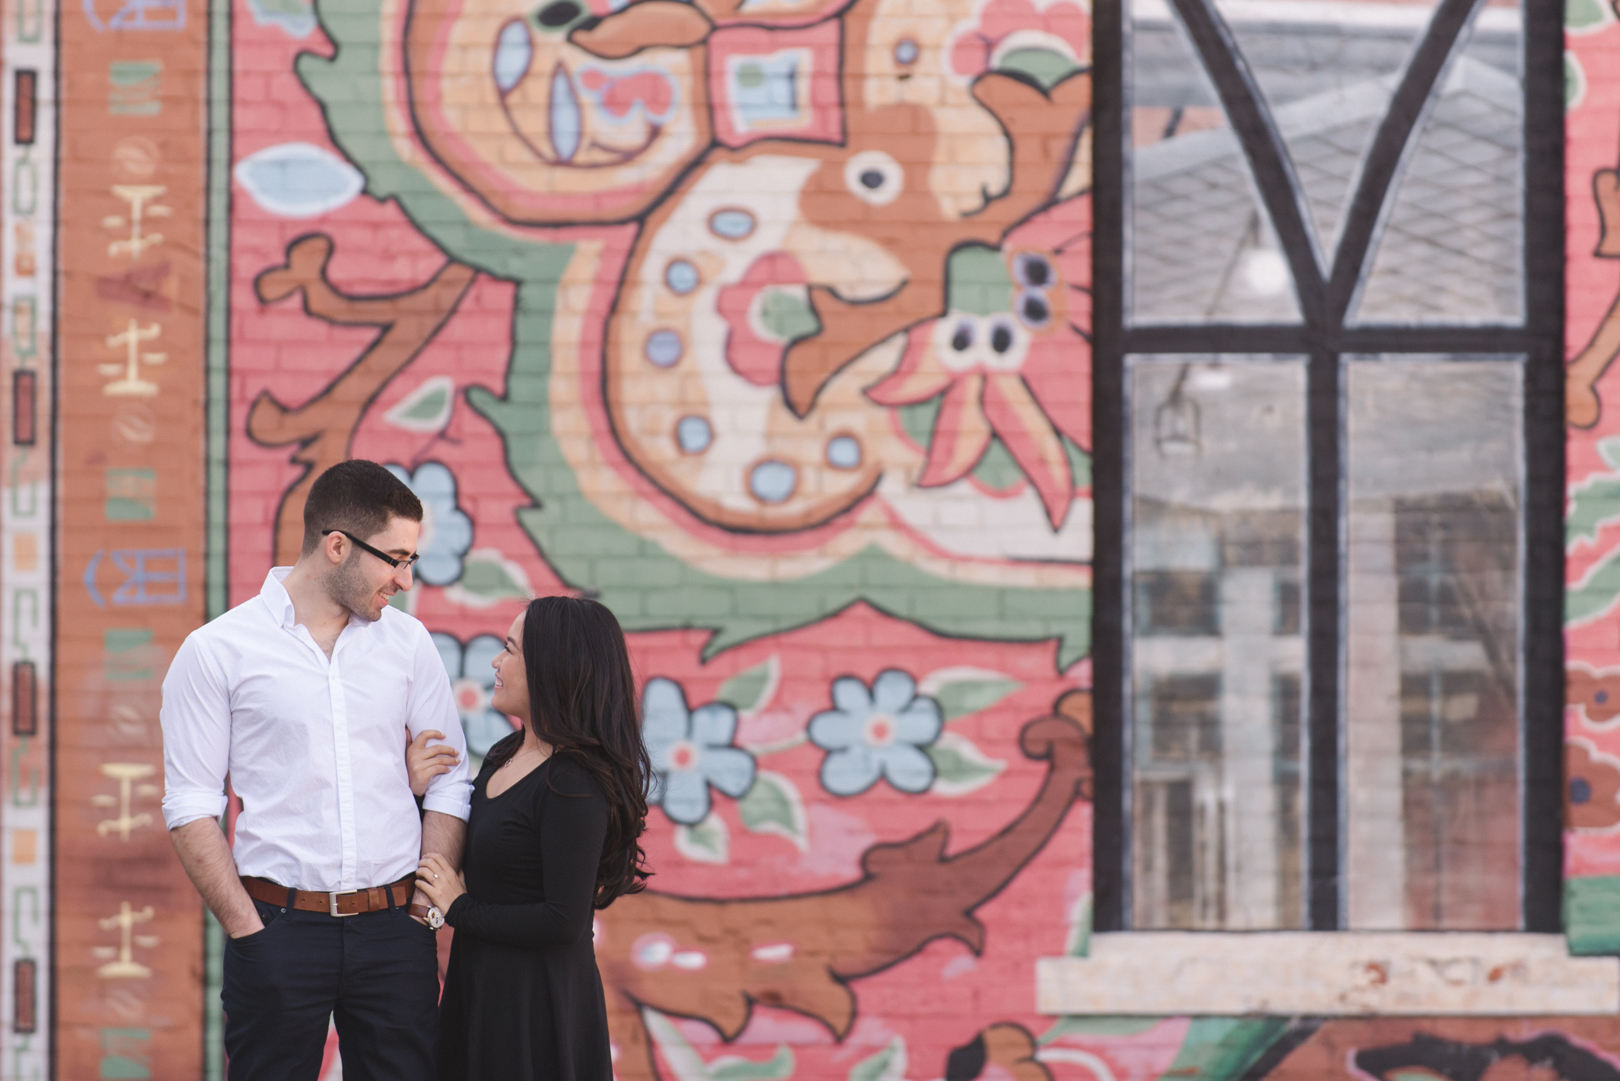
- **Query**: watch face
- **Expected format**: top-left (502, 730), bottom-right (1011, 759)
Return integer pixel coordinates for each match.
top-left (427, 906), bottom-right (444, 929)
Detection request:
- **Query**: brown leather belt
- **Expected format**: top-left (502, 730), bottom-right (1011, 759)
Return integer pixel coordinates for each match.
top-left (241, 874), bottom-right (415, 917)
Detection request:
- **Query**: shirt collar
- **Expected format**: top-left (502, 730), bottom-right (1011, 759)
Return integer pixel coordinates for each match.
top-left (260, 566), bottom-right (380, 635)
top-left (261, 567), bottom-right (297, 629)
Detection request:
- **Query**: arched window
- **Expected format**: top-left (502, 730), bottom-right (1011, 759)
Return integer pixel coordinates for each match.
top-left (1090, 0), bottom-right (1563, 931)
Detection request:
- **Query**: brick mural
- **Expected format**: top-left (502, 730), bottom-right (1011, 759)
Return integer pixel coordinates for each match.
top-left (6, 0), bottom-right (1620, 1075)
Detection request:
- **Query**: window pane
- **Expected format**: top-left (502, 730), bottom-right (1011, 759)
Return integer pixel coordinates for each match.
top-left (1208, 0), bottom-right (1425, 256)
top-left (1345, 358), bottom-right (1522, 930)
top-left (1129, 356), bottom-right (1306, 929)
top-left (1350, 10), bottom-right (1524, 325)
top-left (1128, 5), bottom-right (1301, 325)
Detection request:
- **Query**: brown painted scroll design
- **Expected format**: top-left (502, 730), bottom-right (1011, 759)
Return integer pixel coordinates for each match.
top-left (597, 690), bottom-right (1093, 1081)
top-left (247, 234), bottom-right (478, 563)
top-left (1569, 170), bottom-right (1620, 429)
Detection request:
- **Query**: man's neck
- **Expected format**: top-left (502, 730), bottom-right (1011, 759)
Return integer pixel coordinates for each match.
top-left (280, 560), bottom-right (350, 650)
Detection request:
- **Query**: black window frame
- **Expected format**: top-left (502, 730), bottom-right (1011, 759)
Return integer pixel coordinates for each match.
top-left (1090, 0), bottom-right (1565, 931)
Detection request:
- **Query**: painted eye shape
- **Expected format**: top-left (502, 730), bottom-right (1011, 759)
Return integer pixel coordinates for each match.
top-left (893, 38), bottom-right (919, 65)
top-left (950, 320), bottom-right (974, 352)
top-left (843, 150), bottom-right (904, 207)
top-left (1018, 289), bottom-right (1051, 329)
top-left (989, 319), bottom-right (1015, 355)
top-left (534, 0), bottom-right (581, 27)
top-left (1014, 252), bottom-right (1053, 288)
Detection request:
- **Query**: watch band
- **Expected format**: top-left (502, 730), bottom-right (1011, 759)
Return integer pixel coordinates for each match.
top-left (408, 904), bottom-right (444, 928)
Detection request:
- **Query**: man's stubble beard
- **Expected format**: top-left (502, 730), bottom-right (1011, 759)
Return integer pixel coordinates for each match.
top-left (325, 552), bottom-right (382, 622)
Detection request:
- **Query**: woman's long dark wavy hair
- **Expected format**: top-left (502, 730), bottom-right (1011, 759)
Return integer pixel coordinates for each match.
top-left (484, 596), bottom-right (652, 907)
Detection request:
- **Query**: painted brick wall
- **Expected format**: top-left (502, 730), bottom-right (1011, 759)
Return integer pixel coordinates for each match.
top-left (9, 0), bottom-right (1620, 1077)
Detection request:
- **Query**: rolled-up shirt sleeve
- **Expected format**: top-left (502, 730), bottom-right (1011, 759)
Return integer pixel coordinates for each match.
top-left (160, 633), bottom-right (232, 830)
top-left (409, 627), bottom-right (473, 822)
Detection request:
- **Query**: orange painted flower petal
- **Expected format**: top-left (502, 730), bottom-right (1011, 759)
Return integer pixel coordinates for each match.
top-left (866, 364), bottom-right (957, 407)
top-left (983, 373), bottom-right (1074, 528)
top-left (918, 374), bottom-right (993, 488)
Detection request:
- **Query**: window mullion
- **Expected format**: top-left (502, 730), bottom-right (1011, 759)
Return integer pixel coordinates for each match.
top-left (1305, 348), bottom-right (1343, 930)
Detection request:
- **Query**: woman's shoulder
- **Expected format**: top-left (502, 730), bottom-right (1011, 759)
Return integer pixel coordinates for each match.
top-left (542, 752), bottom-right (607, 801)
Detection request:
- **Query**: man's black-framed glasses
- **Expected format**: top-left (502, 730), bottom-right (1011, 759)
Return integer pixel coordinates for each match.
top-left (322, 529), bottom-right (421, 571)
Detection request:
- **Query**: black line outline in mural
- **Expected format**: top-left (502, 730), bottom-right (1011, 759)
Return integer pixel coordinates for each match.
top-left (595, 699), bottom-right (1091, 1081)
top-left (1354, 1032), bottom-right (1620, 1081)
top-left (1237, 1018), bottom-right (1325, 1081)
top-left (1090, 0), bottom-right (1565, 931)
top-left (397, 0), bottom-right (705, 228)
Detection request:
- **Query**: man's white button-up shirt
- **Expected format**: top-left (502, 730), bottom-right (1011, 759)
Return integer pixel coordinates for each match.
top-left (160, 567), bottom-right (473, 891)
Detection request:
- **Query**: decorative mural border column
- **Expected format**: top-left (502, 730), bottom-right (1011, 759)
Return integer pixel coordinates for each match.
top-left (0, 0), bottom-right (55, 1067)
top-left (55, 0), bottom-right (208, 1068)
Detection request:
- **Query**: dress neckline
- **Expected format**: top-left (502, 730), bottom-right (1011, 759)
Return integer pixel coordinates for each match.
top-left (482, 753), bottom-right (550, 802)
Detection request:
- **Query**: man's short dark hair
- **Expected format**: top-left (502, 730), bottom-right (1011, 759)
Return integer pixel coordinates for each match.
top-left (301, 460), bottom-right (423, 556)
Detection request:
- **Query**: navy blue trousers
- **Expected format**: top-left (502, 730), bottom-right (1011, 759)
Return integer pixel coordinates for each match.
top-left (223, 897), bottom-right (440, 1081)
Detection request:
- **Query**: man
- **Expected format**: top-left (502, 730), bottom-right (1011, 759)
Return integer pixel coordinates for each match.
top-left (161, 460), bottom-right (472, 1081)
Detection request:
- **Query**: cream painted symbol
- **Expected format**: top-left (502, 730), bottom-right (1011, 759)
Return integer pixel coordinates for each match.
top-left (94, 902), bottom-right (158, 978)
top-left (92, 763), bottom-right (159, 841)
top-left (99, 320), bottom-right (166, 397)
top-left (102, 185), bottom-right (170, 259)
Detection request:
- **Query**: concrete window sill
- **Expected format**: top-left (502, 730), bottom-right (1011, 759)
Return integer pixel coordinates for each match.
top-left (1036, 933), bottom-right (1620, 1015)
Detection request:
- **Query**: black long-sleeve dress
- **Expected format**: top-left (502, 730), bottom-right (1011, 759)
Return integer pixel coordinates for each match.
top-left (436, 751), bottom-right (613, 1080)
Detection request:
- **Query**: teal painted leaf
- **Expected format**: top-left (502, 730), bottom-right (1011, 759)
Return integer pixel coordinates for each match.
top-left (848, 1038), bottom-right (907, 1081)
top-left (674, 813), bottom-right (729, 865)
top-left (1160, 1018), bottom-right (1290, 1081)
top-left (640, 1009), bottom-right (715, 1081)
top-left (1065, 892), bottom-right (1091, 957)
top-left (1039, 1016), bottom-right (1161, 1043)
top-left (737, 770), bottom-right (806, 850)
top-left (1568, 439), bottom-right (1620, 547)
top-left (454, 553), bottom-right (531, 603)
top-left (1568, 550), bottom-right (1620, 625)
top-left (718, 657), bottom-right (777, 715)
top-left (926, 673), bottom-right (1024, 720)
top-left (1569, 50), bottom-right (1588, 110)
top-left (926, 733), bottom-right (1006, 796)
top-left (712, 1048), bottom-right (795, 1081)
top-left (1569, 0), bottom-right (1614, 33)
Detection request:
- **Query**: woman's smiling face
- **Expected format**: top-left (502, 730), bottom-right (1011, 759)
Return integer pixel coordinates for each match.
top-left (489, 610), bottom-right (530, 722)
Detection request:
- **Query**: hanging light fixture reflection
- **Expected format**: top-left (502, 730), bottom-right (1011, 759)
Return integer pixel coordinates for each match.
top-left (1155, 363), bottom-right (1200, 457)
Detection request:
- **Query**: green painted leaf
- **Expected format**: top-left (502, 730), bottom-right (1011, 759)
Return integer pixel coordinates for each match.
top-left (1568, 0), bottom-right (1613, 33)
top-left (926, 733), bottom-right (1006, 796)
top-left (1568, 439), bottom-right (1620, 546)
top-left (457, 555), bottom-right (528, 601)
top-left (1160, 1018), bottom-right (1290, 1081)
top-left (1039, 1016), bottom-right (1161, 1043)
top-left (1568, 549), bottom-right (1620, 624)
top-left (675, 814), bottom-right (729, 864)
top-left (718, 657), bottom-right (776, 714)
top-left (1065, 892), bottom-right (1091, 957)
top-left (1569, 50), bottom-right (1588, 110)
top-left (848, 1038), bottom-right (907, 1081)
top-left (640, 1009), bottom-right (714, 1081)
top-left (972, 437), bottom-right (1024, 492)
top-left (997, 46), bottom-right (1080, 90)
top-left (933, 678), bottom-right (1023, 721)
top-left (712, 1047), bottom-right (795, 1081)
top-left (737, 771), bottom-right (806, 849)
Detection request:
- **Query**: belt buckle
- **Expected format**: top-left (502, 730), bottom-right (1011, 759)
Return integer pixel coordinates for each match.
top-left (328, 889), bottom-right (360, 917)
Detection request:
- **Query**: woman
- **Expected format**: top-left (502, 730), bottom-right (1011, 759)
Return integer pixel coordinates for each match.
top-left (414, 596), bottom-right (652, 1080)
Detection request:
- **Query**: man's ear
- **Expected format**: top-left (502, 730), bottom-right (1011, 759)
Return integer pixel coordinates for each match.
top-left (322, 530), bottom-right (347, 565)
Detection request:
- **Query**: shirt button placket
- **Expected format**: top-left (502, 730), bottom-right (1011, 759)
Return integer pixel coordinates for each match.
top-left (328, 650), bottom-right (359, 890)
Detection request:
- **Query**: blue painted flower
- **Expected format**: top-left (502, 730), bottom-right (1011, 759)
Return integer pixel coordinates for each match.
top-left (809, 670), bottom-right (942, 796)
top-left (386, 462), bottom-right (472, 586)
top-left (431, 632), bottom-right (518, 760)
top-left (641, 677), bottom-right (756, 825)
